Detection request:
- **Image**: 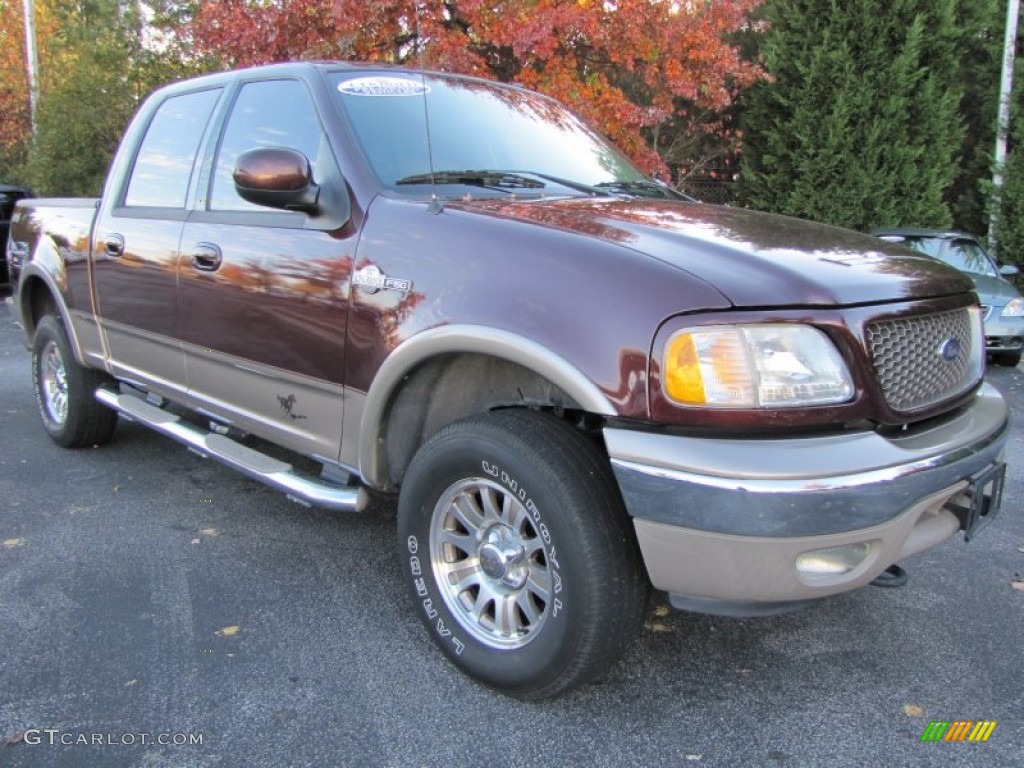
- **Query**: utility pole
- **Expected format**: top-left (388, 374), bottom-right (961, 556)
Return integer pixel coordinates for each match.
top-left (988, 0), bottom-right (1021, 260)
top-left (22, 0), bottom-right (40, 133)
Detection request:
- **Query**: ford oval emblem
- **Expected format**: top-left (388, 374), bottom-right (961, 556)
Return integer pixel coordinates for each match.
top-left (938, 337), bottom-right (962, 363)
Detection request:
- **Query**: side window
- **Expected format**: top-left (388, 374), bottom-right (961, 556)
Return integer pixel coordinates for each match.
top-left (210, 80), bottom-right (325, 211)
top-left (124, 88), bottom-right (221, 208)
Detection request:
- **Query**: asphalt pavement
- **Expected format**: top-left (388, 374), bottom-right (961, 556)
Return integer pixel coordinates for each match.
top-left (1, 308), bottom-right (1022, 768)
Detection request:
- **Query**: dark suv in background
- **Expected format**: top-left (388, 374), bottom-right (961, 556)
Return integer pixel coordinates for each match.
top-left (1, 184), bottom-right (34, 297)
top-left (874, 228), bottom-right (1024, 367)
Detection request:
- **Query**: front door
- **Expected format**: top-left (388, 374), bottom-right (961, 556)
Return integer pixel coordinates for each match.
top-left (177, 78), bottom-right (355, 460)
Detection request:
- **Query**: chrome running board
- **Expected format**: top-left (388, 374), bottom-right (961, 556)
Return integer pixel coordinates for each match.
top-left (95, 387), bottom-right (369, 512)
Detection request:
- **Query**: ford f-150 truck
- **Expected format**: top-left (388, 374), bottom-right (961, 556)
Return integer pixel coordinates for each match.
top-left (5, 62), bottom-right (1009, 699)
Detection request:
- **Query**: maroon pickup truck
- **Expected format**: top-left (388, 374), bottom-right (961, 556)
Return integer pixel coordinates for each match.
top-left (5, 62), bottom-right (1009, 699)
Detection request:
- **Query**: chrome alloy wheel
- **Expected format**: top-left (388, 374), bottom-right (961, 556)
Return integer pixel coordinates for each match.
top-left (40, 340), bottom-right (69, 426)
top-left (429, 478), bottom-right (552, 649)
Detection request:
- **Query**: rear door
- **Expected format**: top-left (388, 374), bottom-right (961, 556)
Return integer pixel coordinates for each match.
top-left (92, 87), bottom-right (223, 398)
top-left (177, 77), bottom-right (355, 459)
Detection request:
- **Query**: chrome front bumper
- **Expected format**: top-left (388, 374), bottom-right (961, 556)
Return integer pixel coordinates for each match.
top-left (605, 383), bottom-right (1009, 615)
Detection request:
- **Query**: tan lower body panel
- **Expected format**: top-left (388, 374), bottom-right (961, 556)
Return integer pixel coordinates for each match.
top-left (635, 481), bottom-right (966, 604)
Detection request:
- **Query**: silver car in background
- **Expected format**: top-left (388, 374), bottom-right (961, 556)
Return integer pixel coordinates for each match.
top-left (874, 228), bottom-right (1024, 367)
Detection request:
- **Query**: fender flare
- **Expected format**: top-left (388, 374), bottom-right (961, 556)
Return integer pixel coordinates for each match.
top-left (358, 325), bottom-right (616, 487)
top-left (16, 259), bottom-right (88, 366)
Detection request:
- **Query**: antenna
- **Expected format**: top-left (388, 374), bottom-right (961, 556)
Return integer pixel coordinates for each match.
top-left (413, 0), bottom-right (442, 214)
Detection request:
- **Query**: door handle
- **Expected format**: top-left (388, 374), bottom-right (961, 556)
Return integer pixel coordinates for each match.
top-left (104, 233), bottom-right (125, 257)
top-left (191, 242), bottom-right (223, 272)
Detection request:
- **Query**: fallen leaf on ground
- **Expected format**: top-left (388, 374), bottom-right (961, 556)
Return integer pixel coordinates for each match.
top-left (2, 538), bottom-right (25, 549)
top-left (903, 704), bottom-right (925, 717)
top-left (653, 604), bottom-right (670, 617)
top-left (644, 622), bottom-right (672, 633)
top-left (216, 625), bottom-right (242, 637)
top-left (5, 730), bottom-right (26, 745)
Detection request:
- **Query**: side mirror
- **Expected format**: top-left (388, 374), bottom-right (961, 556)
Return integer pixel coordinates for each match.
top-left (233, 147), bottom-right (320, 213)
top-left (999, 263), bottom-right (1020, 277)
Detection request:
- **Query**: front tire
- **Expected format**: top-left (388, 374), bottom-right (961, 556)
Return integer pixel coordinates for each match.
top-left (32, 315), bottom-right (117, 448)
top-left (993, 350), bottom-right (1021, 367)
top-left (397, 409), bottom-right (646, 699)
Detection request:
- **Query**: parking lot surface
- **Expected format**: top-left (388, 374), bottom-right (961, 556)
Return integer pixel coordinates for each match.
top-left (1, 312), bottom-right (1022, 767)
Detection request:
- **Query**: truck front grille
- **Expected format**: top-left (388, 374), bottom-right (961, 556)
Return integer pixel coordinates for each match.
top-left (866, 308), bottom-right (982, 413)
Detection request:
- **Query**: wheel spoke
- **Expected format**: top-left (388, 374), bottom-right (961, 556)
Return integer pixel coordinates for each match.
top-left (437, 528), bottom-right (474, 556)
top-left (449, 493), bottom-right (485, 534)
top-left (506, 497), bottom-right (531, 532)
top-left (470, 581), bottom-right (499, 626)
top-left (523, 535), bottom-right (545, 558)
top-left (516, 590), bottom-right (542, 627)
top-left (526, 562), bottom-right (551, 603)
top-left (444, 560), bottom-right (483, 593)
top-left (479, 486), bottom-right (504, 524)
top-left (493, 593), bottom-right (520, 638)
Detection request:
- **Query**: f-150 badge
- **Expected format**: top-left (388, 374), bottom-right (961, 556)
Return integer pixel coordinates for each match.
top-left (353, 264), bottom-right (412, 294)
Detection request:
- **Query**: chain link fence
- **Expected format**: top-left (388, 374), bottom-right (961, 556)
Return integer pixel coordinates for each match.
top-left (676, 180), bottom-right (736, 206)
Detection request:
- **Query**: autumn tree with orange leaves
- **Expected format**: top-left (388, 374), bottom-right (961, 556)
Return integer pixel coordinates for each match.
top-left (187, 0), bottom-right (765, 177)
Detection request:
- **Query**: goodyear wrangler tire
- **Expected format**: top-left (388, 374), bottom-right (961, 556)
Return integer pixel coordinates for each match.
top-left (32, 315), bottom-right (117, 448)
top-left (397, 409), bottom-right (647, 699)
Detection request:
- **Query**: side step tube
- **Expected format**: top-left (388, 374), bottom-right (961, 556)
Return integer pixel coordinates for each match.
top-left (96, 387), bottom-right (369, 512)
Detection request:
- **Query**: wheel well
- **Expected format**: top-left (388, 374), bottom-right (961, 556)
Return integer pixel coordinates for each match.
top-left (381, 353), bottom-right (602, 487)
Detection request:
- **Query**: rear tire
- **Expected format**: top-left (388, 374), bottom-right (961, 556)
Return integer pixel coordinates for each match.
top-left (397, 409), bottom-right (647, 699)
top-left (32, 315), bottom-right (117, 448)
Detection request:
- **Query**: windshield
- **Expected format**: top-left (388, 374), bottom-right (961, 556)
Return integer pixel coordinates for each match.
top-left (899, 237), bottom-right (998, 278)
top-left (330, 72), bottom-right (649, 197)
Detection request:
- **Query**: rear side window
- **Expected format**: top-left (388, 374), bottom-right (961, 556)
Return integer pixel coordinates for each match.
top-left (124, 88), bottom-right (221, 208)
top-left (209, 79), bottom-right (325, 211)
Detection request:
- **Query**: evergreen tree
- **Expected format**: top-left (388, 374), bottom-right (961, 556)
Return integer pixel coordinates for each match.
top-left (995, 120), bottom-right (1024, 268)
top-left (947, 0), bottom-right (1005, 237)
top-left (23, 0), bottom-right (203, 196)
top-left (739, 0), bottom-right (963, 231)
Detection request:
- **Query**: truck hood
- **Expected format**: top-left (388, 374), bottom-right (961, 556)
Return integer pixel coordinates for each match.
top-left (459, 198), bottom-right (973, 307)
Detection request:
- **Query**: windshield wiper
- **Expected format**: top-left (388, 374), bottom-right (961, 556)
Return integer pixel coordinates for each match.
top-left (394, 169), bottom-right (614, 197)
top-left (593, 180), bottom-right (693, 200)
top-left (395, 170), bottom-right (546, 189)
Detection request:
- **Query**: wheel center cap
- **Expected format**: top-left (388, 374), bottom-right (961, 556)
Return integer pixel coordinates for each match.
top-left (479, 544), bottom-right (508, 580)
top-left (479, 527), bottom-right (527, 587)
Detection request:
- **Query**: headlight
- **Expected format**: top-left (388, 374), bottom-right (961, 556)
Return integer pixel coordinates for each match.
top-left (663, 325), bottom-right (854, 408)
top-left (1001, 297), bottom-right (1024, 317)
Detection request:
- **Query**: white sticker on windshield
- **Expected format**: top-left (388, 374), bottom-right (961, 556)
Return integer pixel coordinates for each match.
top-left (338, 77), bottom-right (430, 97)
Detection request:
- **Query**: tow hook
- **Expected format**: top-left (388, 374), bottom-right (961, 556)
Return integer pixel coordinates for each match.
top-left (870, 563), bottom-right (908, 588)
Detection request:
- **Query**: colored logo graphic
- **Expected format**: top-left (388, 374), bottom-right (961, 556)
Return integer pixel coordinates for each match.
top-left (920, 721), bottom-right (996, 742)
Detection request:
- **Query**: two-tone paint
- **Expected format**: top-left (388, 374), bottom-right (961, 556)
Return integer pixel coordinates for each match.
top-left (6, 62), bottom-right (1008, 615)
